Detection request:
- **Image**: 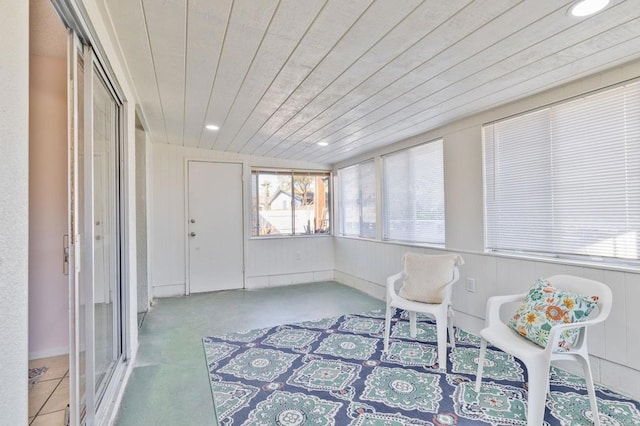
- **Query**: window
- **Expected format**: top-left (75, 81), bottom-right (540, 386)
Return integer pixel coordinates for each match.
top-left (484, 81), bottom-right (640, 262)
top-left (383, 140), bottom-right (445, 244)
top-left (251, 169), bottom-right (331, 236)
top-left (338, 160), bottom-right (376, 238)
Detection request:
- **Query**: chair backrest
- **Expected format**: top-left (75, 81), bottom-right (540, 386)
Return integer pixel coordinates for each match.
top-left (545, 274), bottom-right (612, 324)
top-left (440, 266), bottom-right (460, 303)
top-left (387, 254), bottom-right (464, 305)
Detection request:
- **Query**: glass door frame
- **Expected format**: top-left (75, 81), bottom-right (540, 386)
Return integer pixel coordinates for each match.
top-left (67, 30), bottom-right (85, 426)
top-left (89, 49), bottom-right (125, 410)
top-left (59, 0), bottom-right (132, 423)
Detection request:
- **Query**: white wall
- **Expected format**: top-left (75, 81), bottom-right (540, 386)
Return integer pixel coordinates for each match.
top-left (135, 128), bottom-right (149, 313)
top-left (29, 54), bottom-right (69, 360)
top-left (333, 58), bottom-right (640, 399)
top-left (0, 1), bottom-right (29, 422)
top-left (150, 143), bottom-right (334, 297)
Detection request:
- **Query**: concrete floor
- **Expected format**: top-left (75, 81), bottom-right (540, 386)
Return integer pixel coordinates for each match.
top-left (114, 281), bottom-right (384, 425)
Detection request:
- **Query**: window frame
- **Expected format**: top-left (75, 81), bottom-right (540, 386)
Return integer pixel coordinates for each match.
top-left (482, 79), bottom-right (640, 266)
top-left (251, 168), bottom-right (332, 238)
top-left (381, 138), bottom-right (446, 246)
top-left (337, 160), bottom-right (377, 239)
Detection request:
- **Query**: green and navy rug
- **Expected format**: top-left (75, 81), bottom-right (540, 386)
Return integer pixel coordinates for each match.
top-left (29, 366), bottom-right (48, 389)
top-left (203, 309), bottom-right (640, 425)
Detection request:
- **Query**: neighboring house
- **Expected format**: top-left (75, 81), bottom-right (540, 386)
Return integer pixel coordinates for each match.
top-left (266, 189), bottom-right (304, 210)
top-left (260, 189), bottom-right (318, 234)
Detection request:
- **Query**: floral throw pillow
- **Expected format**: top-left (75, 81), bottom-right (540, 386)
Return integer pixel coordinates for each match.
top-left (508, 278), bottom-right (599, 351)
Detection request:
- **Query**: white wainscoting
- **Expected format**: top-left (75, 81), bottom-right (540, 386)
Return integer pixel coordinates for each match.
top-left (246, 237), bottom-right (334, 289)
top-left (334, 237), bottom-right (640, 399)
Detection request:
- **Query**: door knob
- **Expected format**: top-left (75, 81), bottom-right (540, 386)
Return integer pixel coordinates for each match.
top-left (190, 232), bottom-right (196, 237)
top-left (190, 219), bottom-right (196, 223)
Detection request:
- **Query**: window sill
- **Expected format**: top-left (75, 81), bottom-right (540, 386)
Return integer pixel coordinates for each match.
top-left (250, 234), bottom-right (333, 241)
top-left (484, 250), bottom-right (640, 274)
top-left (335, 234), bottom-right (445, 250)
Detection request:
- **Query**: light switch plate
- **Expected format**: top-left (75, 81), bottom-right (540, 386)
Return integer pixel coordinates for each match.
top-left (466, 278), bottom-right (476, 293)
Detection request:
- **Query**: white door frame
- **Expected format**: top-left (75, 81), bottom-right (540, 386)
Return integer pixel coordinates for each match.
top-left (184, 158), bottom-right (247, 295)
top-left (67, 30), bottom-right (83, 426)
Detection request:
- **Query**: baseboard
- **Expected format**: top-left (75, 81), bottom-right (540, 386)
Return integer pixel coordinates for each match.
top-left (333, 270), bottom-right (385, 300)
top-left (554, 357), bottom-right (640, 401)
top-left (29, 346), bottom-right (69, 360)
top-left (246, 270), bottom-right (335, 289)
top-left (152, 283), bottom-right (185, 298)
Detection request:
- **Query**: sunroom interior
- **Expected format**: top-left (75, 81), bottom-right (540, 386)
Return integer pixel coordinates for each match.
top-left (3, 0), bottom-right (640, 425)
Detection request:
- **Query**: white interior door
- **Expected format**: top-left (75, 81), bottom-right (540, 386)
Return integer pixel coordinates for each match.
top-left (188, 161), bottom-right (245, 293)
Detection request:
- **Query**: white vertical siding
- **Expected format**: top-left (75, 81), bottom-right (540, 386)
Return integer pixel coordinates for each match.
top-left (334, 237), bottom-right (640, 398)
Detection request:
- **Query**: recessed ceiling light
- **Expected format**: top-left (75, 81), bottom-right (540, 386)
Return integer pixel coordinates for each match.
top-left (570, 0), bottom-right (609, 17)
top-left (205, 124), bottom-right (219, 131)
top-left (317, 142), bottom-right (329, 147)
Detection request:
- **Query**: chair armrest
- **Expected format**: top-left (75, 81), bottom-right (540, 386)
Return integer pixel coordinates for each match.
top-left (546, 315), bottom-right (606, 351)
top-left (386, 272), bottom-right (403, 300)
top-left (484, 293), bottom-right (527, 327)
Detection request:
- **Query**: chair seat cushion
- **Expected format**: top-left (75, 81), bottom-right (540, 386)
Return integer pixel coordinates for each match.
top-left (508, 278), bottom-right (598, 351)
top-left (399, 253), bottom-right (460, 303)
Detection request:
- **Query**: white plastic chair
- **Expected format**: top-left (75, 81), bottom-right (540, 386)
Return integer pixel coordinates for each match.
top-left (383, 256), bottom-right (462, 372)
top-left (475, 275), bottom-right (612, 426)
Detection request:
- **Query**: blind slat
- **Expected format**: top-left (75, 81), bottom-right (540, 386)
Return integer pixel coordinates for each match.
top-left (484, 81), bottom-right (640, 261)
top-left (338, 160), bottom-right (376, 238)
top-left (383, 140), bottom-right (445, 244)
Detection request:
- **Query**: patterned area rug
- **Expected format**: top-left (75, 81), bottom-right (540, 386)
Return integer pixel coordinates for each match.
top-left (29, 366), bottom-right (48, 389)
top-left (203, 309), bottom-right (640, 425)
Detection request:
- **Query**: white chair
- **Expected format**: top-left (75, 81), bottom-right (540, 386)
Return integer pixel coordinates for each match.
top-left (475, 275), bottom-right (612, 426)
top-left (383, 254), bottom-right (463, 372)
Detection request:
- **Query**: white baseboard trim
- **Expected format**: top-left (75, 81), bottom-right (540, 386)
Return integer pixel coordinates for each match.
top-left (554, 357), bottom-right (640, 401)
top-left (450, 310), bottom-right (485, 336)
top-left (152, 283), bottom-right (185, 298)
top-left (334, 270), bottom-right (385, 300)
top-left (29, 346), bottom-right (69, 360)
top-left (246, 270), bottom-right (335, 289)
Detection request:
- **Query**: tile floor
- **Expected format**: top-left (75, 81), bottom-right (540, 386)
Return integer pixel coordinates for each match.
top-left (28, 354), bottom-right (69, 425)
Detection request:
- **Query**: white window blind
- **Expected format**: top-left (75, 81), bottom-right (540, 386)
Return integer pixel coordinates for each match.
top-left (339, 161), bottom-right (376, 238)
top-left (383, 140), bottom-right (445, 244)
top-left (484, 81), bottom-right (640, 262)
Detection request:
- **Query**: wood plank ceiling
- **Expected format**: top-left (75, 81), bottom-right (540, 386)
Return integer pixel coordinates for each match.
top-left (102, 0), bottom-right (640, 164)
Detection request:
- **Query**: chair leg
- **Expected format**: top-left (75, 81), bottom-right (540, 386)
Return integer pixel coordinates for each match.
top-left (384, 304), bottom-right (392, 352)
top-left (436, 315), bottom-right (448, 372)
top-left (447, 307), bottom-right (456, 349)
top-left (475, 338), bottom-right (487, 393)
top-left (578, 354), bottom-right (600, 426)
top-left (525, 365), bottom-right (550, 426)
top-left (409, 311), bottom-right (417, 338)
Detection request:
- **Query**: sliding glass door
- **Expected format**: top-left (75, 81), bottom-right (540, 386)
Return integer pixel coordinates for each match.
top-left (91, 55), bottom-right (123, 408)
top-left (67, 33), bottom-right (125, 425)
top-left (67, 33), bottom-right (87, 426)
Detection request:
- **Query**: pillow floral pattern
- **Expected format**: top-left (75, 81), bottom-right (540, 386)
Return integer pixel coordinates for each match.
top-left (508, 278), bottom-right (598, 351)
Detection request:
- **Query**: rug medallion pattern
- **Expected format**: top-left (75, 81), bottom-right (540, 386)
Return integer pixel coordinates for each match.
top-left (204, 309), bottom-right (640, 425)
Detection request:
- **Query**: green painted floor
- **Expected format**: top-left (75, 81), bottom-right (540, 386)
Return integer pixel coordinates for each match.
top-left (114, 281), bottom-right (384, 425)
